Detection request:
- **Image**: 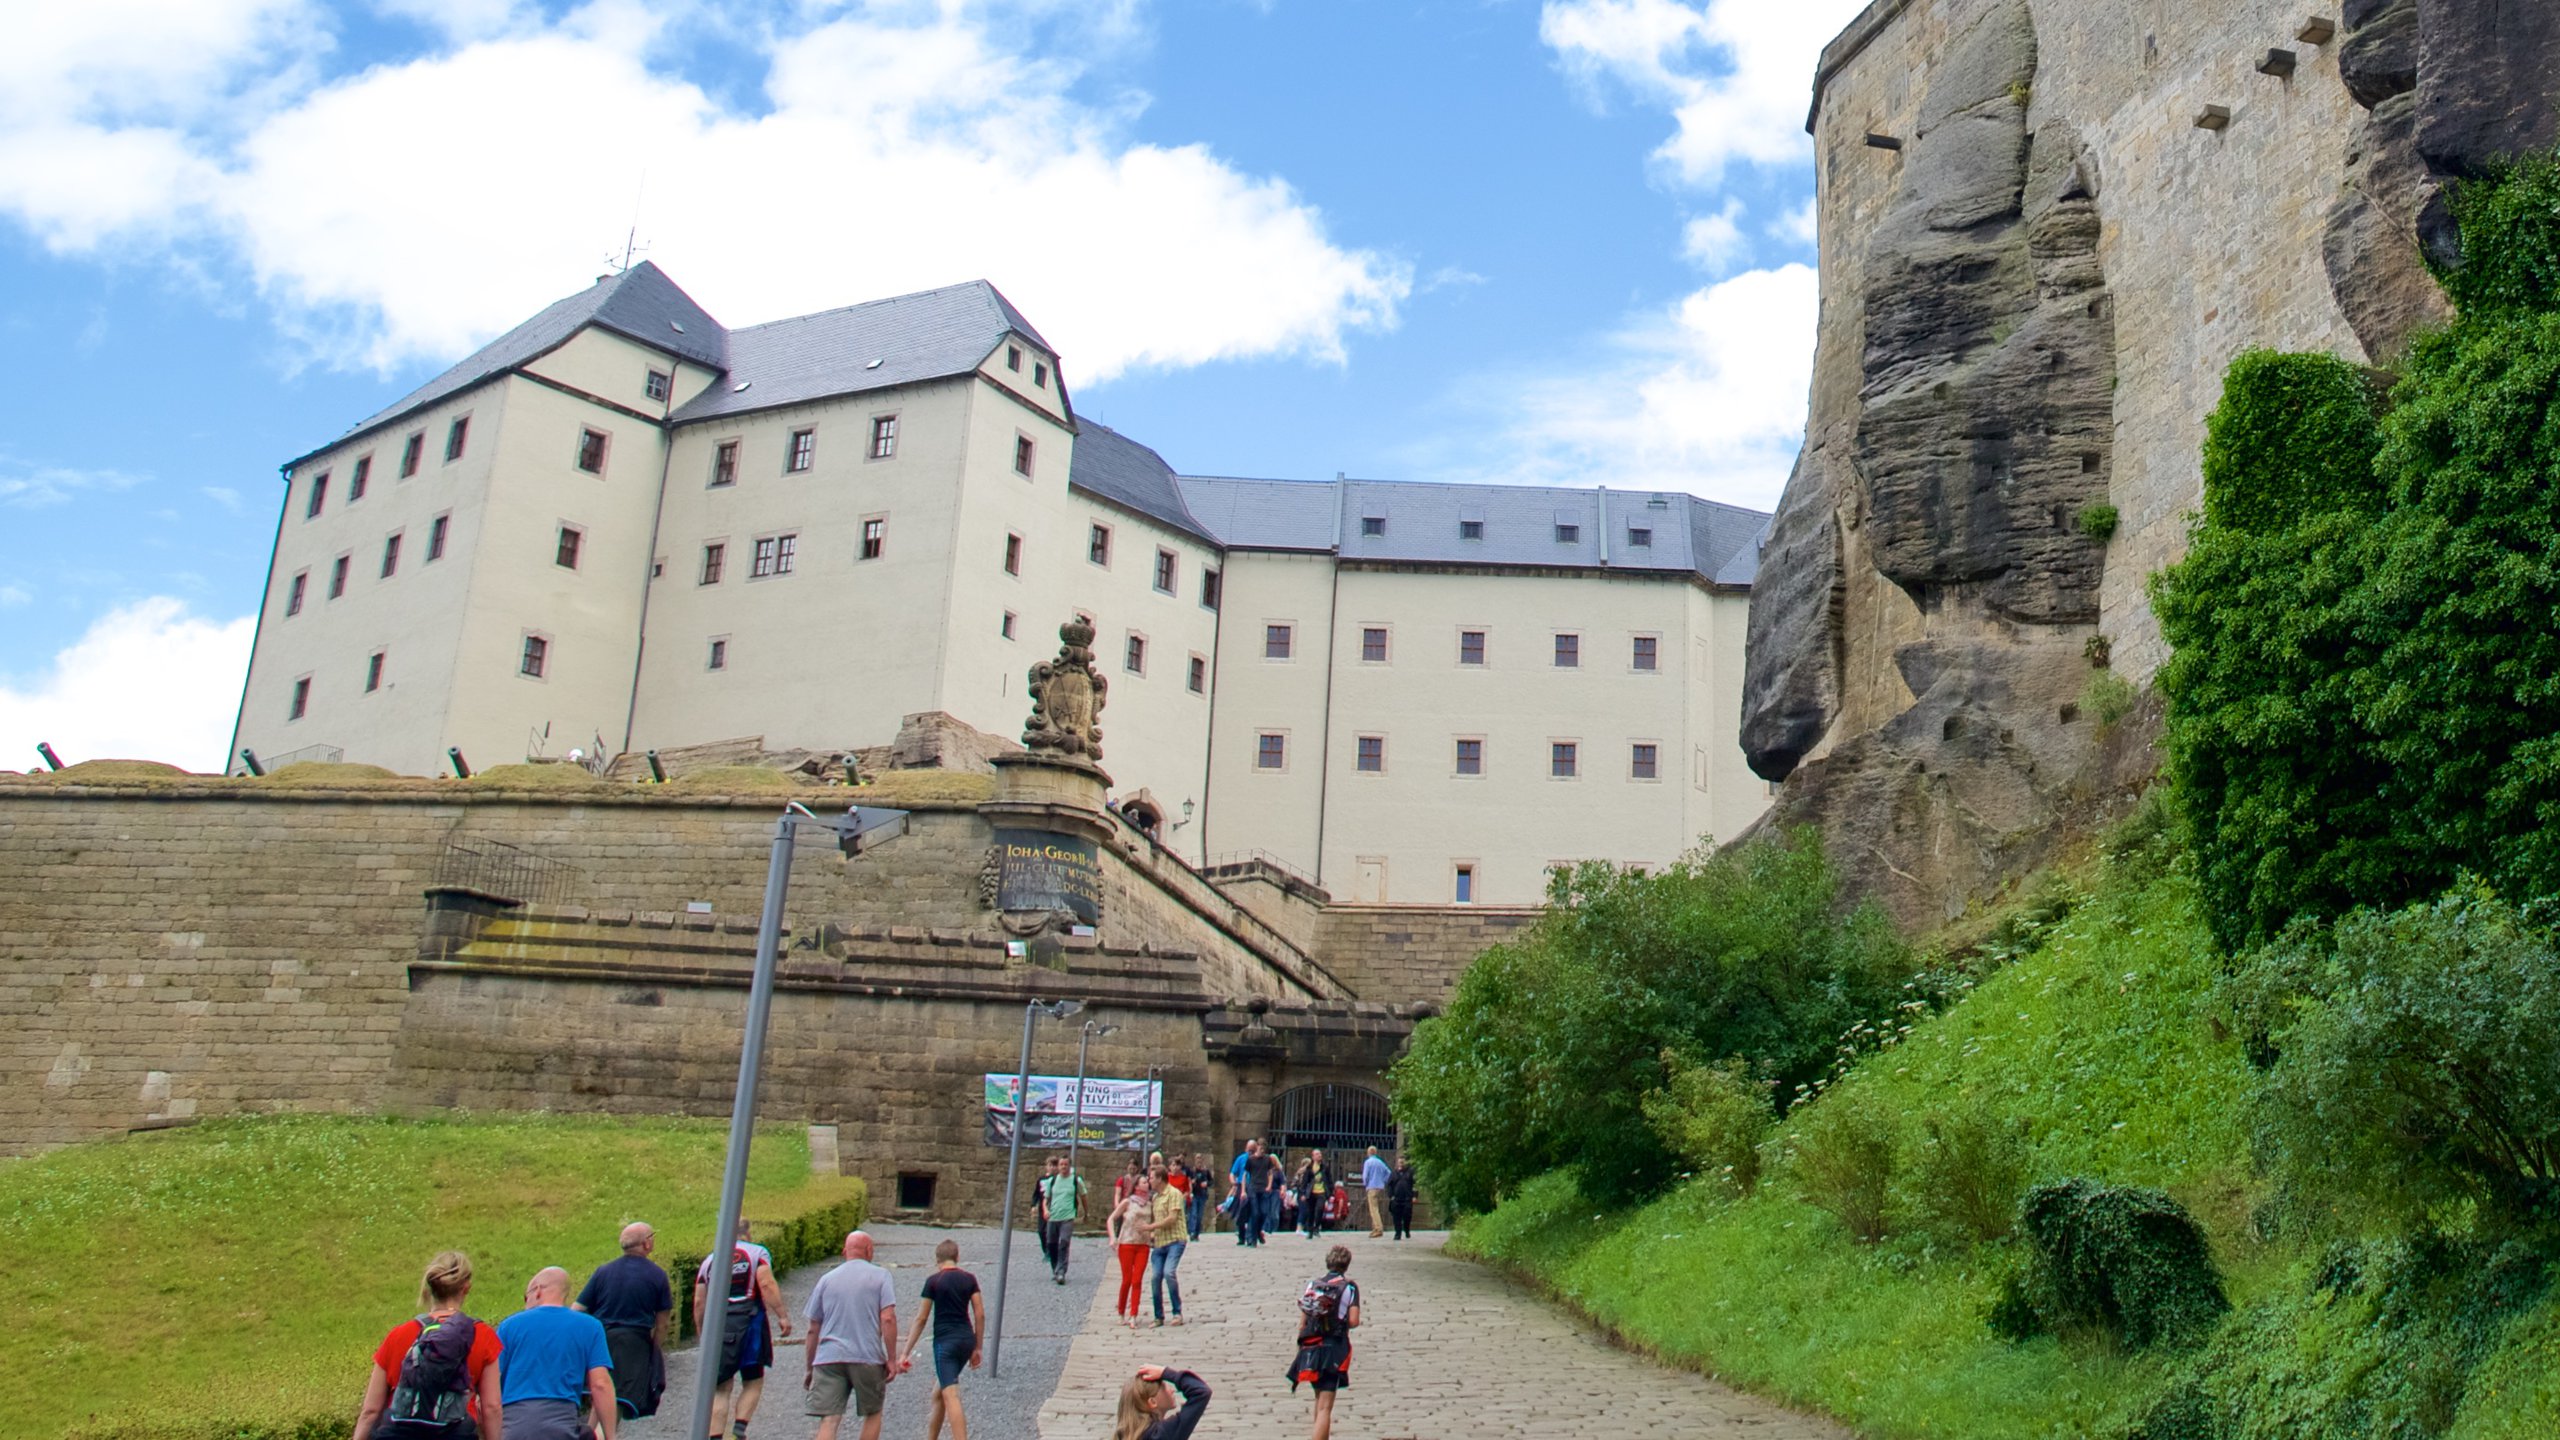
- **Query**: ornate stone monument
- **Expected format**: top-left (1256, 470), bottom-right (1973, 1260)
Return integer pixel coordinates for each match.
top-left (982, 619), bottom-right (1117, 937)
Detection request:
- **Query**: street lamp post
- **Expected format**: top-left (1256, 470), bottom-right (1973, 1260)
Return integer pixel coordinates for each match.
top-left (988, 996), bottom-right (1082, 1376)
top-left (687, 802), bottom-right (908, 1440)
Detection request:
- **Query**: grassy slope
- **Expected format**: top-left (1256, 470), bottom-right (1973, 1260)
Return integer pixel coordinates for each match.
top-left (0, 1113), bottom-right (859, 1440)
top-left (1455, 849), bottom-right (2554, 1438)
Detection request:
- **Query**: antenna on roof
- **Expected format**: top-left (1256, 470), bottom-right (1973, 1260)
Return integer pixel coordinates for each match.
top-left (604, 172), bottom-right (650, 275)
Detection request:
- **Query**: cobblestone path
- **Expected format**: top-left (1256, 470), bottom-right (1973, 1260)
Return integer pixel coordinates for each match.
top-left (1035, 1231), bottom-right (1852, 1439)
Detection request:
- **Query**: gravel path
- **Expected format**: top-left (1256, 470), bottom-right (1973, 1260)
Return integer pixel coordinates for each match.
top-left (630, 1221), bottom-right (1104, 1440)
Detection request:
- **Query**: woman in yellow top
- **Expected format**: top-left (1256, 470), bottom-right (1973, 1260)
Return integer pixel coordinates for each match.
top-left (1147, 1159), bottom-right (1190, 1326)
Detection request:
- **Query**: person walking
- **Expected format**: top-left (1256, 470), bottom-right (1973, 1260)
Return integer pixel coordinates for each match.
top-left (1227, 1143), bottom-right (1253, 1245)
top-left (1033, 1156), bottom-right (1059, 1274)
top-left (497, 1266), bottom-right (617, 1440)
top-left (1246, 1141), bottom-right (1281, 1247)
top-left (1039, 1158), bottom-right (1086, 1284)
top-left (1185, 1154), bottom-right (1213, 1240)
top-left (1285, 1245), bottom-right (1362, 1440)
top-left (1107, 1172), bottom-right (1157, 1328)
top-left (1147, 1160), bottom-right (1188, 1327)
top-left (693, 1218), bottom-right (792, 1440)
top-left (1387, 1155), bottom-right (1418, 1242)
top-left (802, 1231), bottom-right (903, 1440)
top-left (1359, 1147), bottom-right (1391, 1239)
top-left (575, 1222), bottom-right (672, 1420)
top-left (1113, 1364), bottom-right (1212, 1440)
top-left (1113, 1154), bottom-right (1144, 1211)
top-left (898, 1239), bottom-right (982, 1440)
top-left (1299, 1152), bottom-right (1334, 1240)
top-left (355, 1250), bottom-right (505, 1440)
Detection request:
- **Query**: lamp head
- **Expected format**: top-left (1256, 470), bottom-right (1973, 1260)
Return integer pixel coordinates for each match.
top-left (1046, 999), bottom-right (1085, 1020)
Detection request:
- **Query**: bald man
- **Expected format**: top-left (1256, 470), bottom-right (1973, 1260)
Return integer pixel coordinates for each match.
top-left (577, 1222), bottom-right (673, 1418)
top-left (804, 1231), bottom-right (905, 1440)
top-left (499, 1266), bottom-right (618, 1440)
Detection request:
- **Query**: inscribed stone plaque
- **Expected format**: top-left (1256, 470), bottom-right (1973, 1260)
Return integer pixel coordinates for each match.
top-left (993, 828), bottom-right (1101, 923)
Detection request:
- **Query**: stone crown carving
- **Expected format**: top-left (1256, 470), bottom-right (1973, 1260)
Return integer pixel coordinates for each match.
top-left (1021, 618), bottom-right (1109, 762)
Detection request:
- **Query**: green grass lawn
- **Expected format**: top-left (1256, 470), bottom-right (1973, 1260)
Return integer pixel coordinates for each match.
top-left (0, 1113), bottom-right (862, 1440)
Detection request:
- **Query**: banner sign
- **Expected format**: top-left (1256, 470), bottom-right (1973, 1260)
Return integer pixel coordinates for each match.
top-left (983, 1073), bottom-right (1162, 1150)
top-left (992, 829), bottom-right (1102, 923)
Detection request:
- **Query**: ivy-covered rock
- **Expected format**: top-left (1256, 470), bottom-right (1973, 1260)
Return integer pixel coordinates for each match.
top-left (1990, 1178), bottom-right (2228, 1350)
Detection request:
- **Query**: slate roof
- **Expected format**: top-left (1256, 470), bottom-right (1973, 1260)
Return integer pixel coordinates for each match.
top-left (670, 280), bottom-right (1054, 425)
top-left (1173, 474), bottom-right (1767, 588)
top-left (1067, 422), bottom-right (1216, 544)
top-left (292, 262), bottom-right (725, 467)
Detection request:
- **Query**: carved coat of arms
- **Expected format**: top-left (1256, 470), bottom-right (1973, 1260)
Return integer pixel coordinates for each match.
top-left (1022, 618), bottom-right (1108, 761)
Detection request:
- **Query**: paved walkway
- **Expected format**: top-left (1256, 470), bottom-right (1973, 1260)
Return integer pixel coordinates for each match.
top-left (1037, 1230), bottom-right (1851, 1439)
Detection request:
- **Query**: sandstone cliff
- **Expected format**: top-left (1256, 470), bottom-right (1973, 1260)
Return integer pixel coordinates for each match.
top-left (1743, 0), bottom-right (2560, 924)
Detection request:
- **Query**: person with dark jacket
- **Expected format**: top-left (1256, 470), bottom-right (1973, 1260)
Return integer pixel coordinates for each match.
top-left (575, 1222), bottom-right (672, 1417)
top-left (1112, 1364), bottom-right (1210, 1440)
top-left (1387, 1157), bottom-right (1418, 1241)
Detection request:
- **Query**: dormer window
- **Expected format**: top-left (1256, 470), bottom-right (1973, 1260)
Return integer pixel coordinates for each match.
top-left (645, 369), bottom-right (671, 402)
top-left (1627, 526), bottom-right (1653, 548)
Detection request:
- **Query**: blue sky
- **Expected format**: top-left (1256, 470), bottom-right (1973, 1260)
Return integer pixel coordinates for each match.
top-left (0, 0), bottom-right (1864, 769)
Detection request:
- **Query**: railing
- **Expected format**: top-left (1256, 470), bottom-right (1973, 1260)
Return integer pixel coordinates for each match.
top-left (428, 837), bottom-right (583, 908)
top-left (1201, 849), bottom-right (1322, 892)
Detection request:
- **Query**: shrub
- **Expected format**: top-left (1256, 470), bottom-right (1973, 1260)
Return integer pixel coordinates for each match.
top-left (2081, 670), bottom-right (2138, 727)
top-left (2436, 151), bottom-right (2560, 316)
top-left (1641, 1054), bottom-right (1775, 1196)
top-left (1992, 1178), bottom-right (2228, 1349)
top-left (2077, 503), bottom-right (2119, 540)
top-left (1786, 1086), bottom-right (1900, 1243)
top-left (1393, 829), bottom-right (1909, 1209)
top-left (1909, 1102), bottom-right (2030, 1245)
top-left (2234, 891), bottom-right (2560, 1234)
top-left (2195, 349), bottom-right (2387, 535)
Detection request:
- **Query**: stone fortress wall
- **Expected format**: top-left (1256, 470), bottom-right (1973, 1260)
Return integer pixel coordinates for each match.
top-left (1742, 0), bottom-right (2559, 924)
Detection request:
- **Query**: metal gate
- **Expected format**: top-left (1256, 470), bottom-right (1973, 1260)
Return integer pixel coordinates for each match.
top-left (1267, 1083), bottom-right (1397, 1155)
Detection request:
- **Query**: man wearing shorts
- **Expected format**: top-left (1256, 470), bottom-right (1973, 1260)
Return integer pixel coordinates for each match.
top-left (1286, 1245), bottom-right (1362, 1440)
top-left (804, 1231), bottom-right (903, 1440)
top-left (693, 1220), bottom-right (790, 1440)
top-left (899, 1239), bottom-right (983, 1440)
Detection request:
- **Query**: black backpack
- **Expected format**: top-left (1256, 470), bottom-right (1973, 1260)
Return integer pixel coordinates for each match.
top-left (377, 1314), bottom-right (476, 1435)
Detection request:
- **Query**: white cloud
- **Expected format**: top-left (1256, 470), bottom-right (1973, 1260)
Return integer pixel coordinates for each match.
top-left (1772, 197), bottom-right (1818, 245)
top-left (201, 485), bottom-right (247, 514)
top-left (1426, 264), bottom-right (1816, 510)
top-left (1679, 197), bottom-right (1748, 274)
top-left (0, 1), bottom-right (1407, 384)
top-left (0, 462), bottom-right (147, 509)
top-left (0, 585), bottom-right (28, 608)
top-left (1541, 0), bottom-right (1870, 189)
top-left (0, 598), bottom-right (255, 772)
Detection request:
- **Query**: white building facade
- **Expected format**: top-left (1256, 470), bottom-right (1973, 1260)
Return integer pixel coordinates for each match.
top-left (232, 266), bottom-right (1771, 903)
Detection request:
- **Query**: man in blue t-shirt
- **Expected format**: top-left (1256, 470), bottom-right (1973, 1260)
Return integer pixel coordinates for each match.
top-left (499, 1267), bottom-right (618, 1440)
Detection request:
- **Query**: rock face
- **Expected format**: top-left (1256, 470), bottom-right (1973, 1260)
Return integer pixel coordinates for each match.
top-left (1750, 0), bottom-right (2560, 926)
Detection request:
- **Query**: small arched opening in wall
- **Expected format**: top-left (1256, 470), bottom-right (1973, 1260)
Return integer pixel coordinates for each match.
top-left (1268, 1082), bottom-right (1396, 1156)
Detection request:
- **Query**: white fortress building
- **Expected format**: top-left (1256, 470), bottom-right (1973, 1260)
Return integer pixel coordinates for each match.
top-left (231, 265), bottom-right (1773, 903)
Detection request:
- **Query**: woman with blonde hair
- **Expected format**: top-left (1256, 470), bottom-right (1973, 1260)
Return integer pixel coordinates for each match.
top-left (1111, 1363), bottom-right (1210, 1440)
top-left (354, 1250), bottom-right (505, 1439)
top-left (1106, 1172), bottom-right (1156, 1328)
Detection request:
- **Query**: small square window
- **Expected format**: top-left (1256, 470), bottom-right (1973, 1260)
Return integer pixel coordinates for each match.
top-left (786, 428), bottom-right (816, 473)
top-left (711, 440), bottom-right (738, 487)
top-left (1632, 635), bottom-right (1659, 671)
top-left (305, 471), bottom-right (329, 519)
top-left (870, 415), bottom-right (898, 459)
top-left (1200, 569), bottom-right (1222, 611)
top-left (285, 572), bottom-right (307, 616)
top-left (444, 416), bottom-right (469, 462)
top-left (1550, 742), bottom-right (1579, 778)
top-left (1361, 627), bottom-right (1388, 663)
top-left (1264, 624), bottom-right (1293, 660)
top-left (520, 634), bottom-right (548, 678)
top-left (708, 638), bottom-right (728, 671)
top-left (1356, 735), bottom-right (1384, 773)
top-left (1631, 742), bottom-right (1659, 780)
top-left (1004, 533), bottom-right (1023, 576)
top-left (1555, 522), bottom-right (1579, 543)
top-left (1007, 345), bottom-right (1023, 372)
top-left (350, 456), bottom-right (371, 501)
top-left (897, 1172), bottom-right (938, 1210)
top-left (861, 518), bottom-right (885, 560)
top-left (1458, 518), bottom-right (1483, 541)
top-left (1256, 732), bottom-right (1287, 770)
top-left (1454, 865), bottom-right (1475, 904)
top-left (381, 532), bottom-right (403, 578)
top-left (1455, 738), bottom-right (1483, 776)
top-left (427, 514), bottom-right (450, 562)
top-left (1154, 549), bottom-right (1178, 594)
top-left (555, 526), bottom-right (582, 570)
top-left (1554, 633), bottom-right (1580, 668)
top-left (328, 555), bottom-right (350, 599)
top-left (752, 534), bottom-right (796, 577)
top-left (1627, 526), bottom-right (1653, 548)
top-left (1088, 524), bottom-right (1112, 566)
top-left (1125, 633), bottom-right (1146, 675)
top-left (399, 432), bottom-right (424, 478)
top-left (700, 543), bottom-right (725, 584)
top-left (1187, 654), bottom-right (1207, 693)
top-left (1361, 515), bottom-right (1386, 538)
top-left (1459, 630), bottom-right (1485, 666)
top-left (365, 651), bottom-right (385, 692)
top-left (288, 676), bottom-right (310, 721)
top-left (646, 369), bottom-right (671, 402)
top-left (1001, 611), bottom-right (1017, 639)
top-left (575, 428), bottom-right (608, 474)
top-left (1015, 435), bottom-right (1036, 477)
